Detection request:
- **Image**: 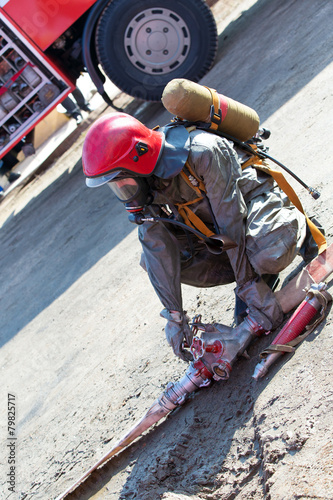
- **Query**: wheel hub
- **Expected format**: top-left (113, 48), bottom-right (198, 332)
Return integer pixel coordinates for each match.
top-left (124, 8), bottom-right (191, 74)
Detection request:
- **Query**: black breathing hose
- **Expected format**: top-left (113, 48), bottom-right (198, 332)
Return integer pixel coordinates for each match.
top-left (128, 213), bottom-right (224, 251)
top-left (211, 129), bottom-right (321, 200)
top-left (253, 149), bottom-right (320, 199)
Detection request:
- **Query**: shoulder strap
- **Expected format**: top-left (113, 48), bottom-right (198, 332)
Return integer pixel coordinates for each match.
top-left (242, 147), bottom-right (327, 253)
top-left (176, 161), bottom-right (215, 238)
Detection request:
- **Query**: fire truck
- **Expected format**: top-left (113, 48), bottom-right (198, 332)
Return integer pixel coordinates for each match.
top-left (0, 0), bottom-right (217, 159)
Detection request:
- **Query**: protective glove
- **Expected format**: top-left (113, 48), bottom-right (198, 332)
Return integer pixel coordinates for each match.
top-left (160, 309), bottom-right (193, 361)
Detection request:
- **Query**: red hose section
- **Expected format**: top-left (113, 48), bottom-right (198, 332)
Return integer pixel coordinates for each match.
top-left (272, 300), bottom-right (318, 345)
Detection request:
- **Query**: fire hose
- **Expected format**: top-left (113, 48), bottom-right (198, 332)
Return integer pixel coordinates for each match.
top-left (56, 304), bottom-right (307, 499)
top-left (56, 248), bottom-right (332, 499)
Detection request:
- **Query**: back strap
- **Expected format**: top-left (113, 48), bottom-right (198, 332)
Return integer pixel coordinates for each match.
top-left (242, 150), bottom-right (327, 253)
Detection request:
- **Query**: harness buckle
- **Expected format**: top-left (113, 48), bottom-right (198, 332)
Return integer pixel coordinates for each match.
top-left (210, 104), bottom-right (222, 126)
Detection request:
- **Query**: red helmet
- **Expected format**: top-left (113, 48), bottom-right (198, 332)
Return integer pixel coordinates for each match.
top-left (82, 113), bottom-right (164, 187)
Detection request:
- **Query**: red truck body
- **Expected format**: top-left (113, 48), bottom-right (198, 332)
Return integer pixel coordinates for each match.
top-left (3, 0), bottom-right (96, 51)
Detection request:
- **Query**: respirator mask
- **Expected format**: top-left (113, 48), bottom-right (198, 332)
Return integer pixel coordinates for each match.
top-left (108, 176), bottom-right (153, 218)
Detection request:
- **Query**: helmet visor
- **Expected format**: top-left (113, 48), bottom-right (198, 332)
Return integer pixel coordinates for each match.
top-left (86, 170), bottom-right (121, 188)
top-left (108, 177), bottom-right (141, 202)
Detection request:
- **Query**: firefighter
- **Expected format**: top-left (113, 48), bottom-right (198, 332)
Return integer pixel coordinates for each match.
top-left (82, 112), bottom-right (318, 361)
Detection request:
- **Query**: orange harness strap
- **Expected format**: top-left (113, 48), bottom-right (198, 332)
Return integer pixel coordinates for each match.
top-left (176, 162), bottom-right (215, 238)
top-left (242, 147), bottom-right (327, 253)
top-left (177, 150), bottom-right (327, 253)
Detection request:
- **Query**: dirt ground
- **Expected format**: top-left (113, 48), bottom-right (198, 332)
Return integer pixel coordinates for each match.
top-left (1, 0), bottom-right (333, 499)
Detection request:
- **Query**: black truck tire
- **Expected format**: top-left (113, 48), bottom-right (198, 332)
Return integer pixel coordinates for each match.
top-left (95, 0), bottom-right (217, 101)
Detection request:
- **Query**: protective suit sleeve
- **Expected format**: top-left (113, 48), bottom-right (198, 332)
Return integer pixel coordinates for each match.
top-left (189, 133), bottom-right (284, 330)
top-left (138, 219), bottom-right (183, 312)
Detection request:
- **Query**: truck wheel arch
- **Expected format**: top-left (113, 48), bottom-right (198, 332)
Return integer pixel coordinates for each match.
top-left (82, 0), bottom-right (113, 105)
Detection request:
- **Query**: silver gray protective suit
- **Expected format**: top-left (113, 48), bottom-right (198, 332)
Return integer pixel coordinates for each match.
top-left (139, 129), bottom-right (307, 331)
